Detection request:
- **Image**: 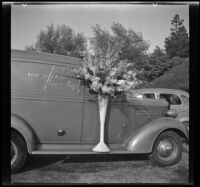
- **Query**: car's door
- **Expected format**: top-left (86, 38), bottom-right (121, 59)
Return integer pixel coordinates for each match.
top-left (81, 89), bottom-right (133, 145)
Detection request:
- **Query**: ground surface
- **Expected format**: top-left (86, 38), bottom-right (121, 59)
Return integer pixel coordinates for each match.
top-left (11, 144), bottom-right (190, 184)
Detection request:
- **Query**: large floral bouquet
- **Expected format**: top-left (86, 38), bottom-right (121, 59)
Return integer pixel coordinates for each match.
top-left (69, 51), bottom-right (142, 98)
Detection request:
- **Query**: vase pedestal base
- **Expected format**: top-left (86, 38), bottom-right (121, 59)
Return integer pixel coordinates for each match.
top-left (92, 142), bottom-right (111, 152)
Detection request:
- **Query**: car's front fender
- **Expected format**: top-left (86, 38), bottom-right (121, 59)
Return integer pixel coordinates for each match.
top-left (11, 113), bottom-right (37, 153)
top-left (126, 117), bottom-right (188, 153)
top-left (177, 116), bottom-right (189, 123)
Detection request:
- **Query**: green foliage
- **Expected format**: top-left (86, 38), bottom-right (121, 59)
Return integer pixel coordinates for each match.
top-left (164, 14), bottom-right (189, 58)
top-left (151, 46), bottom-right (166, 58)
top-left (140, 56), bottom-right (171, 82)
top-left (137, 46), bottom-right (170, 82)
top-left (25, 24), bottom-right (87, 58)
top-left (137, 58), bottom-right (189, 92)
top-left (90, 23), bottom-right (149, 70)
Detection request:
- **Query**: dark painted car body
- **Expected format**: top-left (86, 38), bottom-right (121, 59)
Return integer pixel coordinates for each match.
top-left (11, 49), bottom-right (188, 156)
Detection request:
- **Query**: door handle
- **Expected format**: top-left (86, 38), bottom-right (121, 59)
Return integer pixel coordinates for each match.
top-left (122, 123), bottom-right (126, 128)
top-left (57, 129), bottom-right (66, 136)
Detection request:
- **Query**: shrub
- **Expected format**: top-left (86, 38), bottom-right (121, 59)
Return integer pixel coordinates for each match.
top-left (137, 58), bottom-right (189, 92)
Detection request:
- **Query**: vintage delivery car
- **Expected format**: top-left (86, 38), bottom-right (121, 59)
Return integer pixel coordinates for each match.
top-left (11, 49), bottom-right (189, 173)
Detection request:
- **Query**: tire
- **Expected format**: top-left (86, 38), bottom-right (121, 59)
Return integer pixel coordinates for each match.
top-left (11, 131), bottom-right (27, 173)
top-left (149, 131), bottom-right (182, 166)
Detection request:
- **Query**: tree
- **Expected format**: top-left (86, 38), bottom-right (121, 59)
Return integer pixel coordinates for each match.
top-left (25, 44), bottom-right (37, 51)
top-left (111, 22), bottom-right (149, 68)
top-left (137, 46), bottom-right (170, 82)
top-left (151, 46), bottom-right (166, 58)
top-left (90, 23), bottom-right (149, 70)
top-left (164, 14), bottom-right (189, 58)
top-left (25, 24), bottom-right (87, 58)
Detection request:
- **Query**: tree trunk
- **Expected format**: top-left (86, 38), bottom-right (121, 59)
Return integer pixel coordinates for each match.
top-left (92, 94), bottom-right (111, 152)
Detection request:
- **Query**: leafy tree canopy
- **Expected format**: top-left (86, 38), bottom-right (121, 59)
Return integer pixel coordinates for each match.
top-left (25, 24), bottom-right (87, 58)
top-left (90, 23), bottom-right (150, 70)
top-left (151, 46), bottom-right (166, 58)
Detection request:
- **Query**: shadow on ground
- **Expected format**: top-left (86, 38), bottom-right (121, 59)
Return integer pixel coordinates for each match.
top-left (20, 154), bottom-right (149, 173)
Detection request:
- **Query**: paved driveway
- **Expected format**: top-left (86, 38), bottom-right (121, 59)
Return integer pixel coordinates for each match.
top-left (11, 143), bottom-right (190, 184)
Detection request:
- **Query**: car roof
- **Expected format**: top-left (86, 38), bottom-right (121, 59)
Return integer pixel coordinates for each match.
top-left (133, 88), bottom-right (189, 96)
top-left (11, 49), bottom-right (82, 66)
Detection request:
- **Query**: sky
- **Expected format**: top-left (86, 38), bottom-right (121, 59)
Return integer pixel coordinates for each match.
top-left (11, 3), bottom-right (189, 53)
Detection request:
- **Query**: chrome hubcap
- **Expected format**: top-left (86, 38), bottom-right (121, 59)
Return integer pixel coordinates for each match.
top-left (157, 140), bottom-right (174, 157)
top-left (11, 141), bottom-right (17, 165)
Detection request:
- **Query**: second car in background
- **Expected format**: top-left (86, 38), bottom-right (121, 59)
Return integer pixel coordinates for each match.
top-left (129, 88), bottom-right (189, 131)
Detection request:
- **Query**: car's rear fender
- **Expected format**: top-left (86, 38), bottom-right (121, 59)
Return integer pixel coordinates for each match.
top-left (126, 117), bottom-right (188, 153)
top-left (11, 113), bottom-right (38, 153)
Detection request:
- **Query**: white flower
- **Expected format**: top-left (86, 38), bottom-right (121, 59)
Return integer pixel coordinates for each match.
top-left (101, 85), bottom-right (114, 94)
top-left (132, 72), bottom-right (137, 78)
top-left (127, 71), bottom-right (133, 75)
top-left (84, 73), bottom-right (91, 80)
top-left (127, 81), bottom-right (134, 87)
top-left (110, 79), bottom-right (118, 84)
top-left (116, 87), bottom-right (123, 92)
top-left (110, 70), bottom-right (116, 77)
top-left (94, 77), bottom-right (100, 81)
top-left (90, 80), bottom-right (102, 92)
top-left (116, 80), bottom-right (125, 86)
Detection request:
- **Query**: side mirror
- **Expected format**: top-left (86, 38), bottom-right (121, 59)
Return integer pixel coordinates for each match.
top-left (165, 110), bottom-right (177, 118)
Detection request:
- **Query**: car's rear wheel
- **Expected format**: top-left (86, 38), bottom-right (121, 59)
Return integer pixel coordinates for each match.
top-left (149, 131), bottom-right (182, 166)
top-left (11, 131), bottom-right (27, 173)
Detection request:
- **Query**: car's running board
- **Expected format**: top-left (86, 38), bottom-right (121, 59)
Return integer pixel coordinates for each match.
top-left (31, 150), bottom-right (136, 154)
top-left (31, 143), bottom-right (136, 154)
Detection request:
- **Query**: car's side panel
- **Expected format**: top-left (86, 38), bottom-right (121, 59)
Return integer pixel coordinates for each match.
top-left (126, 117), bottom-right (188, 153)
top-left (11, 54), bottom-right (84, 144)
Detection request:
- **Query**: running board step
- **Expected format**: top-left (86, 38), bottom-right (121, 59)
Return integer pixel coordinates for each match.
top-left (31, 144), bottom-right (134, 154)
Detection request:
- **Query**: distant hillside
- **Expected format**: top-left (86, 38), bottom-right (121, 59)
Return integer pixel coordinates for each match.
top-left (137, 58), bottom-right (189, 92)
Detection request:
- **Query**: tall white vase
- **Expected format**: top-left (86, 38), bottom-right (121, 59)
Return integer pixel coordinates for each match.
top-left (92, 94), bottom-right (111, 152)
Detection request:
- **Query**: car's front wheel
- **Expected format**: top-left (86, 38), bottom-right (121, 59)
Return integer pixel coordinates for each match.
top-left (11, 131), bottom-right (27, 173)
top-left (149, 131), bottom-right (182, 166)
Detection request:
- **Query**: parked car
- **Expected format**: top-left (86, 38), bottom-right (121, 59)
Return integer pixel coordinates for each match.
top-left (128, 88), bottom-right (189, 131)
top-left (11, 49), bottom-right (188, 173)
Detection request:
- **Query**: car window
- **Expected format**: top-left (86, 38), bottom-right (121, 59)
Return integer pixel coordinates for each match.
top-left (159, 93), bottom-right (182, 105)
top-left (181, 95), bottom-right (189, 105)
top-left (136, 94), bottom-right (143, 98)
top-left (143, 93), bottom-right (155, 99)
